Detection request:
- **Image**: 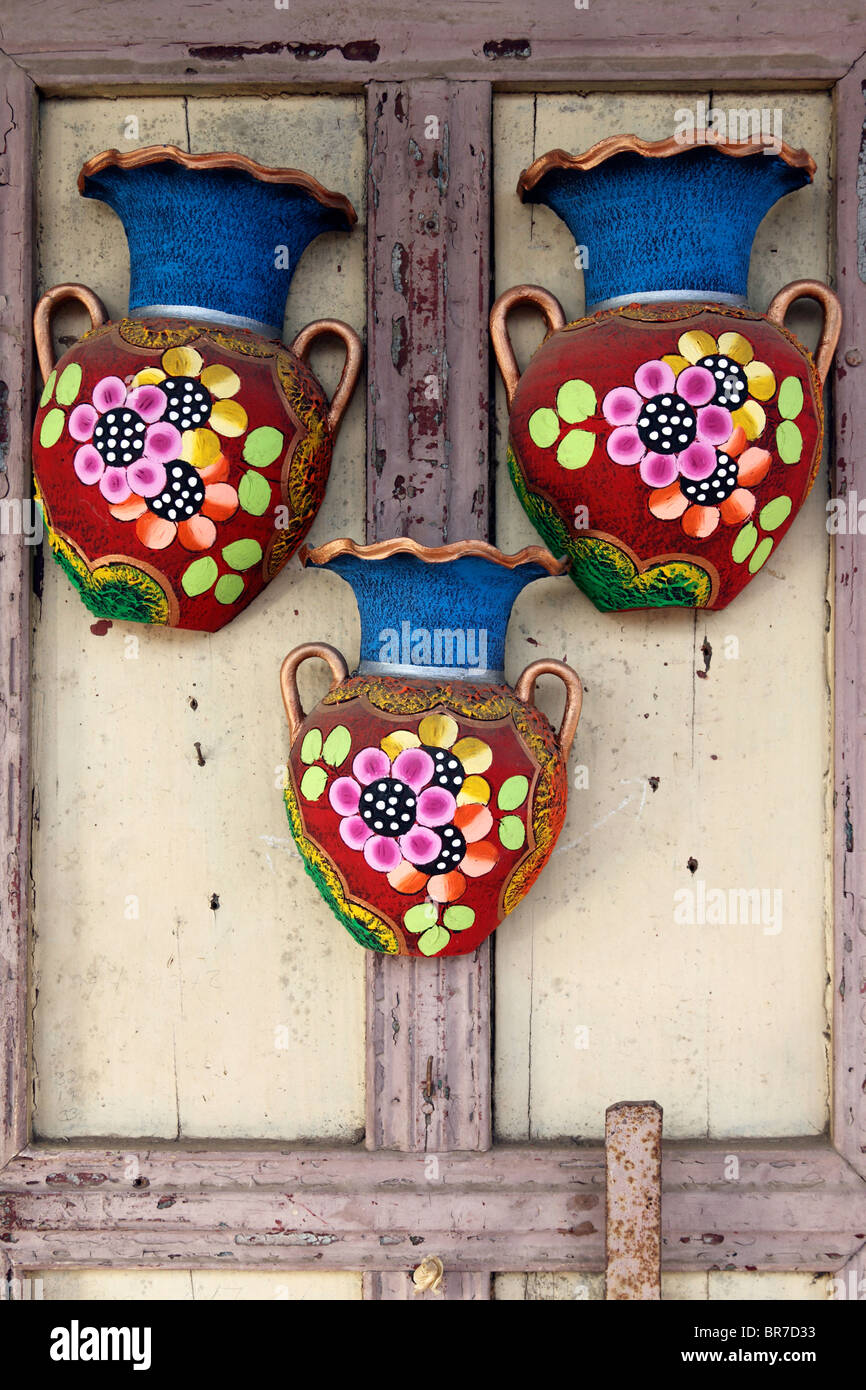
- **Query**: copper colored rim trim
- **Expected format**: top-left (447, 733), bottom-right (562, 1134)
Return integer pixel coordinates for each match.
top-left (300, 537), bottom-right (569, 575)
top-left (78, 145), bottom-right (358, 225)
top-left (518, 131), bottom-right (816, 198)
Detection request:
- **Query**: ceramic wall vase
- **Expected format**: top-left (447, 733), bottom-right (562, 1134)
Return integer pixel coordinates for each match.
top-left (32, 146), bottom-right (362, 632)
top-left (491, 134), bottom-right (842, 612)
top-left (280, 539), bottom-right (582, 958)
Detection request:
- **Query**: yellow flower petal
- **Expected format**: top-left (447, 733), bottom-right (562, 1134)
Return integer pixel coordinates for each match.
top-left (180, 427), bottom-right (221, 469)
top-left (677, 330), bottom-right (718, 364)
top-left (731, 399), bottom-right (766, 441)
top-left (210, 399), bottom-right (248, 437)
top-left (457, 775), bottom-right (491, 807)
top-left (661, 354), bottom-right (691, 376)
top-left (417, 714), bottom-right (458, 749)
top-left (380, 729), bottom-right (421, 760)
top-left (716, 331), bottom-right (755, 366)
top-left (131, 367), bottom-right (167, 387)
top-left (200, 363), bottom-right (241, 399)
top-left (451, 736), bottom-right (493, 775)
top-left (744, 358), bottom-right (776, 401)
top-left (161, 346), bottom-right (204, 377)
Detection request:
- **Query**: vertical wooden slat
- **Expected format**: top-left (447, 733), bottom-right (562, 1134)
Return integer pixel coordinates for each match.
top-left (364, 80), bottom-right (492, 1300)
top-left (0, 56), bottom-right (36, 1173)
top-left (605, 1101), bottom-right (662, 1301)
top-left (833, 53), bottom-right (866, 1182)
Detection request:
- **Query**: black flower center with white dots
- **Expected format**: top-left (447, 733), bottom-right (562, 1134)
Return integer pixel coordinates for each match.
top-left (636, 394), bottom-right (697, 455)
top-left (680, 451), bottom-right (739, 507)
top-left (421, 746), bottom-right (465, 796)
top-left (698, 354), bottom-right (748, 410)
top-left (145, 460), bottom-right (206, 522)
top-left (92, 408), bottom-right (147, 467)
top-left (359, 777), bottom-right (416, 838)
top-left (417, 824), bottom-right (466, 876)
top-left (161, 377), bottom-right (212, 431)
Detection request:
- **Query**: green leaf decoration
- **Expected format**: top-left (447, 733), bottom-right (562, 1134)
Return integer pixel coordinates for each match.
top-left (404, 901), bottom-right (439, 934)
top-left (222, 537), bottom-right (263, 571)
top-left (556, 378), bottom-right (597, 424)
top-left (242, 425), bottom-right (284, 467)
top-left (299, 765), bottom-right (328, 801)
top-left (442, 904), bottom-right (475, 932)
top-left (214, 573), bottom-right (245, 605)
top-left (55, 362), bottom-right (82, 406)
top-left (417, 923), bottom-right (450, 956)
top-left (322, 724), bottom-right (351, 767)
top-left (777, 375), bottom-right (804, 420)
top-left (39, 408), bottom-right (65, 448)
top-left (748, 537), bottom-right (775, 574)
top-left (528, 407), bottom-right (560, 449)
top-left (498, 774), bottom-right (529, 811)
top-left (731, 522), bottom-right (759, 564)
top-left (758, 495), bottom-right (792, 531)
top-left (238, 470), bottom-right (272, 517)
top-left (498, 815), bottom-right (526, 850)
top-left (39, 369), bottom-right (57, 408)
top-left (300, 729), bottom-right (323, 765)
top-left (556, 428), bottom-right (595, 470)
top-left (776, 420), bottom-right (803, 464)
top-left (181, 555), bottom-right (218, 597)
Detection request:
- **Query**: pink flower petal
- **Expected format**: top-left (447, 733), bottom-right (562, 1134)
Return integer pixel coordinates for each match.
top-left (696, 404), bottom-right (734, 446)
top-left (677, 441), bottom-right (717, 481)
top-left (634, 359), bottom-right (675, 397)
top-left (676, 365), bottom-right (715, 407)
top-left (339, 815), bottom-right (372, 851)
top-left (68, 403), bottom-right (98, 442)
top-left (363, 834), bottom-right (403, 873)
top-left (91, 376), bottom-right (128, 413)
top-left (399, 825), bottom-right (441, 866)
top-left (143, 421), bottom-right (182, 463)
top-left (639, 451), bottom-right (679, 488)
top-left (416, 786), bottom-right (457, 827)
top-left (126, 459), bottom-right (167, 498)
top-left (98, 466), bottom-right (131, 503)
top-left (73, 444), bottom-right (104, 484)
top-left (329, 776), bottom-right (361, 816)
top-left (391, 747), bottom-right (435, 792)
top-left (601, 386), bottom-right (642, 427)
top-left (606, 426), bottom-right (644, 466)
top-left (352, 747), bottom-right (391, 785)
top-left (126, 384), bottom-right (167, 423)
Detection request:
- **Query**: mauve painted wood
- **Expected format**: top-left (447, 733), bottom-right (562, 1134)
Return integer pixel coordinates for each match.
top-left (0, 56), bottom-right (36, 1175)
top-left (833, 53), bottom-right (866, 1183)
top-left (364, 78), bottom-right (492, 1301)
top-left (605, 1102), bottom-right (662, 1300)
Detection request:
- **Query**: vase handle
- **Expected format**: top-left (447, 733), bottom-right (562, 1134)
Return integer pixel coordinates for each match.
top-left (490, 285), bottom-right (567, 408)
top-left (290, 319), bottom-right (363, 439)
top-left (280, 641), bottom-right (350, 744)
top-left (765, 279), bottom-right (842, 389)
top-left (33, 282), bottom-right (108, 384)
top-left (514, 658), bottom-right (583, 761)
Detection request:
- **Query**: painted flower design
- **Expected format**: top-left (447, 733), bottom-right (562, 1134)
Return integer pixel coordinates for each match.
top-left (68, 376), bottom-right (180, 505)
top-left (327, 714), bottom-right (499, 904)
top-left (108, 447), bottom-right (239, 552)
top-left (602, 358), bottom-right (734, 489)
top-left (131, 346), bottom-right (248, 469)
top-left (647, 426), bottom-right (772, 539)
top-left (663, 330), bottom-right (775, 442)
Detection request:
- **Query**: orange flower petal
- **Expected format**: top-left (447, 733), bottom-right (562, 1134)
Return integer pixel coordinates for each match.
top-left (461, 841), bottom-right (499, 878)
top-left (736, 446), bottom-right (772, 488)
top-left (648, 482), bottom-right (689, 520)
top-left (387, 860), bottom-right (429, 896)
top-left (198, 453), bottom-right (231, 485)
top-left (428, 871), bottom-right (466, 904)
top-left (109, 494), bottom-right (148, 521)
top-left (177, 514), bottom-right (217, 552)
top-left (722, 425), bottom-right (747, 459)
top-left (719, 488), bottom-right (756, 525)
top-left (201, 482), bottom-right (239, 521)
top-left (135, 511), bottom-right (176, 550)
top-left (453, 803), bottom-right (494, 844)
top-left (681, 504), bottom-right (720, 539)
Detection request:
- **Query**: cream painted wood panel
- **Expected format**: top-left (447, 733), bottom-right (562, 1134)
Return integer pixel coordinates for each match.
top-left (494, 1273), bottom-right (831, 1300)
top-left (37, 1270), bottom-right (361, 1300)
top-left (31, 97), bottom-right (367, 1139)
top-left (494, 93), bottom-right (832, 1141)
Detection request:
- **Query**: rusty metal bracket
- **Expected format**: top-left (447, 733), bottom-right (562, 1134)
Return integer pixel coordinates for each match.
top-left (605, 1100), bottom-right (663, 1300)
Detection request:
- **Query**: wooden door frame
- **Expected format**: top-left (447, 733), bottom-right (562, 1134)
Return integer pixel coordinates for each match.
top-left (2, 4), bottom-right (865, 1297)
